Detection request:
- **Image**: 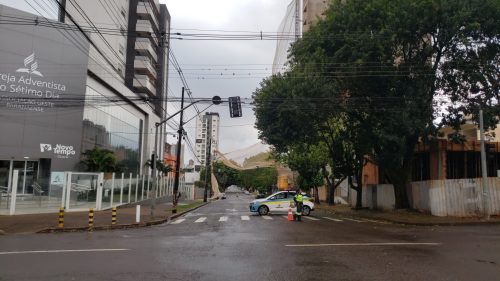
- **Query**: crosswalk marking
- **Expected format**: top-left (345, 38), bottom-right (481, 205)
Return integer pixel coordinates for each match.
top-left (341, 217), bottom-right (365, 223)
top-left (170, 215), bottom-right (377, 224)
top-left (303, 216), bottom-right (320, 221)
top-left (171, 219), bottom-right (185, 224)
top-left (194, 217), bottom-right (207, 223)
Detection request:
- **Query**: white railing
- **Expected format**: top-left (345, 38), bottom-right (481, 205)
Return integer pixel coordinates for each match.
top-left (1, 171), bottom-right (192, 215)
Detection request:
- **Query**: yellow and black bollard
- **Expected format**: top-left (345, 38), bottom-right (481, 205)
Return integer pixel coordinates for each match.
top-left (111, 207), bottom-right (117, 225)
top-left (58, 207), bottom-right (65, 228)
top-left (88, 208), bottom-right (94, 230)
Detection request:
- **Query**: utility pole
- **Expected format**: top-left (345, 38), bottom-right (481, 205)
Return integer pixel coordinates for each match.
top-left (147, 92), bottom-right (228, 215)
top-left (203, 115), bottom-right (212, 202)
top-left (479, 109), bottom-right (490, 220)
top-left (172, 87), bottom-right (185, 214)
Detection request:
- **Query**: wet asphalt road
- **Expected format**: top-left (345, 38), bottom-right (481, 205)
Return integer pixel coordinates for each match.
top-left (1, 193), bottom-right (499, 281)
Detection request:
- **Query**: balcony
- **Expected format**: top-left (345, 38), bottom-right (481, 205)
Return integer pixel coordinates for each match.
top-left (133, 74), bottom-right (156, 96)
top-left (135, 38), bottom-right (158, 62)
top-left (136, 19), bottom-right (158, 45)
top-left (134, 56), bottom-right (157, 78)
top-left (137, 2), bottom-right (159, 29)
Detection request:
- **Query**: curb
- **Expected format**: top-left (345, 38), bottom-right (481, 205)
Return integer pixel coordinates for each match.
top-left (314, 208), bottom-right (500, 226)
top-left (37, 202), bottom-right (209, 234)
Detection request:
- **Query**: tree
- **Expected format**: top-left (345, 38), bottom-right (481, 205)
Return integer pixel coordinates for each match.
top-left (239, 167), bottom-right (278, 193)
top-left (212, 162), bottom-right (241, 189)
top-left (80, 147), bottom-right (121, 172)
top-left (275, 144), bottom-right (327, 204)
top-left (253, 71), bottom-right (370, 208)
top-left (255, 0), bottom-right (499, 209)
top-left (144, 159), bottom-right (173, 174)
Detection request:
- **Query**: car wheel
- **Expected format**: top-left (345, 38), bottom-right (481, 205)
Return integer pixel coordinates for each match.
top-left (258, 205), bottom-right (269, 216)
top-left (302, 206), bottom-right (311, 216)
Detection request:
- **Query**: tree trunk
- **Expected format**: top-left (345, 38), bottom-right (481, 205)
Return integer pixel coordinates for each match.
top-left (323, 167), bottom-right (335, 205)
top-left (314, 186), bottom-right (320, 204)
top-left (328, 183), bottom-right (335, 205)
top-left (349, 176), bottom-right (362, 209)
top-left (355, 185), bottom-right (362, 209)
top-left (386, 137), bottom-right (417, 209)
top-left (390, 172), bottom-right (411, 209)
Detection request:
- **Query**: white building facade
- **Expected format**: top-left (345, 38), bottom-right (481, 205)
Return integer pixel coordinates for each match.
top-left (195, 113), bottom-right (220, 168)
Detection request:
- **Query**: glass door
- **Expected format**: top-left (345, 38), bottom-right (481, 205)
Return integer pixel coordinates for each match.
top-left (13, 161), bottom-right (39, 194)
top-left (0, 161), bottom-right (10, 192)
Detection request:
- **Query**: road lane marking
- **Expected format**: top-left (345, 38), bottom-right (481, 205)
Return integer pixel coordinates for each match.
top-left (194, 217), bottom-right (207, 223)
top-left (341, 217), bottom-right (365, 223)
top-left (171, 219), bottom-right (185, 224)
top-left (241, 215), bottom-right (250, 221)
top-left (323, 217), bottom-right (343, 222)
top-left (303, 216), bottom-right (320, 221)
top-left (262, 216), bottom-right (273, 220)
top-left (362, 218), bottom-right (392, 224)
top-left (282, 216), bottom-right (289, 219)
top-left (219, 216), bottom-right (228, 222)
top-left (0, 249), bottom-right (129, 255)
top-left (285, 243), bottom-right (442, 247)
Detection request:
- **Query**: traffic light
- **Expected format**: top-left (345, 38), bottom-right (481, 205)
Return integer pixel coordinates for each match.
top-left (228, 96), bottom-right (242, 118)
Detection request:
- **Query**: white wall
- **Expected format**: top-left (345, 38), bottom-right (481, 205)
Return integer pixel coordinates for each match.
top-left (347, 178), bottom-right (500, 217)
top-left (411, 178), bottom-right (500, 217)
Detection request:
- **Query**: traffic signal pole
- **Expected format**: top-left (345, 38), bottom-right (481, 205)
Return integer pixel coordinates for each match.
top-left (149, 89), bottom-right (223, 217)
top-left (172, 87), bottom-right (185, 214)
top-left (203, 116), bottom-right (212, 203)
top-left (479, 110), bottom-right (490, 220)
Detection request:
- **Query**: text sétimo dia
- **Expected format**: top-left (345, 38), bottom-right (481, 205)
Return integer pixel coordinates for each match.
top-left (0, 73), bottom-right (66, 99)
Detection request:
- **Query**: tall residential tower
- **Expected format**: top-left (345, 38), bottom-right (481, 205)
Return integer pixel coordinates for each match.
top-left (195, 113), bottom-right (220, 168)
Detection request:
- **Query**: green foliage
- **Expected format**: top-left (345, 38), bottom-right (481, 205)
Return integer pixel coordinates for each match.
top-left (279, 144), bottom-right (325, 188)
top-left (145, 159), bottom-right (173, 174)
top-left (213, 162), bottom-right (241, 189)
top-left (239, 167), bottom-right (277, 192)
top-left (80, 147), bottom-right (121, 173)
top-left (253, 0), bottom-right (500, 209)
top-left (194, 180), bottom-right (205, 188)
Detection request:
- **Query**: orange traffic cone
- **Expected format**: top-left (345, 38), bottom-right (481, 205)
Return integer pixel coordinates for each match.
top-left (287, 207), bottom-right (294, 221)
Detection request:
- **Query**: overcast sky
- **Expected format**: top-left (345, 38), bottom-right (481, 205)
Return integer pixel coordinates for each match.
top-left (161, 0), bottom-right (291, 163)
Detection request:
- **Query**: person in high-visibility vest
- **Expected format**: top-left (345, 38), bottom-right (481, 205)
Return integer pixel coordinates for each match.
top-left (293, 189), bottom-right (304, 222)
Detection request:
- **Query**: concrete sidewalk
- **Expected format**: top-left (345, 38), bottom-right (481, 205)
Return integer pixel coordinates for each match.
top-left (0, 198), bottom-right (206, 234)
top-left (314, 204), bottom-right (500, 226)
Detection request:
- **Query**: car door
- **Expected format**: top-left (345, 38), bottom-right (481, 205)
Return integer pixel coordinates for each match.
top-left (274, 192), bottom-right (289, 212)
top-left (286, 191), bottom-right (296, 211)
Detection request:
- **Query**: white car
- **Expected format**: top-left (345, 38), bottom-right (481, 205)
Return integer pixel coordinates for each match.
top-left (249, 190), bottom-right (314, 216)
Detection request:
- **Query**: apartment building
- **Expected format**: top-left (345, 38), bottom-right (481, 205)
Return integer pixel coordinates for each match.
top-left (272, 0), bottom-right (330, 74)
top-left (195, 113), bottom-right (220, 167)
top-left (302, 0), bottom-right (329, 33)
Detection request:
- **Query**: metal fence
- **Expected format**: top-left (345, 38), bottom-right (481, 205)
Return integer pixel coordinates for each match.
top-left (0, 171), bottom-right (191, 215)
